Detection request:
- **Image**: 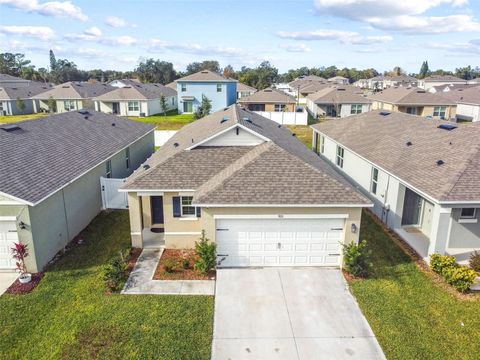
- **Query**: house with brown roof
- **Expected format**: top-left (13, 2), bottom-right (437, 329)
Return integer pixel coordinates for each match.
top-left (311, 110), bottom-right (480, 263)
top-left (306, 86), bottom-right (371, 118)
top-left (236, 82), bottom-right (256, 99)
top-left (120, 104), bottom-right (371, 267)
top-left (31, 81), bottom-right (115, 113)
top-left (0, 81), bottom-right (52, 115)
top-left (328, 76), bottom-right (349, 85)
top-left (93, 82), bottom-right (177, 116)
top-left (369, 87), bottom-right (456, 119)
top-left (418, 75), bottom-right (466, 91)
top-left (441, 86), bottom-right (480, 122)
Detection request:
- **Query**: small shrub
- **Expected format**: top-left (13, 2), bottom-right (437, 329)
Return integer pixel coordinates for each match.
top-left (103, 251), bottom-right (129, 292)
top-left (194, 230), bottom-right (216, 274)
top-left (430, 253), bottom-right (457, 275)
top-left (469, 251), bottom-right (480, 273)
top-left (163, 259), bottom-right (176, 273)
top-left (11, 241), bottom-right (29, 274)
top-left (443, 266), bottom-right (478, 293)
top-left (182, 259), bottom-right (190, 269)
top-left (342, 240), bottom-right (372, 278)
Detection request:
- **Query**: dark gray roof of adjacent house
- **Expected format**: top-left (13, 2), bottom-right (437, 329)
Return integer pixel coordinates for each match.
top-left (307, 86), bottom-right (371, 104)
top-left (32, 81), bottom-right (115, 100)
top-left (0, 74), bottom-right (29, 82)
top-left (0, 82), bottom-right (53, 100)
top-left (94, 82), bottom-right (176, 101)
top-left (312, 110), bottom-right (480, 203)
top-left (123, 104), bottom-right (369, 206)
top-left (439, 86), bottom-right (480, 105)
top-left (423, 75), bottom-right (466, 82)
top-left (0, 111), bottom-right (154, 205)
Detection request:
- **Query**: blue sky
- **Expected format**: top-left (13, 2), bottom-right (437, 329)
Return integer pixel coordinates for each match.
top-left (0, 0), bottom-right (479, 73)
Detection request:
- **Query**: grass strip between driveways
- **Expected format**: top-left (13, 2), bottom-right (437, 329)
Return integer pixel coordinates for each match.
top-left (128, 111), bottom-right (195, 130)
top-left (351, 211), bottom-right (480, 360)
top-left (0, 211), bottom-right (214, 360)
top-left (0, 113), bottom-right (47, 124)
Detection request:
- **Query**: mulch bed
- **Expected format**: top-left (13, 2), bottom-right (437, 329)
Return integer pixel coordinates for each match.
top-left (127, 248), bottom-right (142, 274)
top-left (5, 273), bottom-right (44, 295)
top-left (153, 249), bottom-right (215, 280)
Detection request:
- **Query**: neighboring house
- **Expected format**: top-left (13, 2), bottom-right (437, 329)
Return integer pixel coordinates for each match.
top-left (120, 104), bottom-right (370, 268)
top-left (306, 86), bottom-right (371, 118)
top-left (369, 87), bottom-right (456, 119)
top-left (237, 88), bottom-right (296, 112)
top-left (31, 81), bottom-right (115, 113)
top-left (311, 110), bottom-right (480, 263)
top-left (328, 76), bottom-right (349, 85)
top-left (289, 75), bottom-right (327, 89)
top-left (384, 75), bottom-right (418, 88)
top-left (353, 79), bottom-right (368, 89)
top-left (0, 111), bottom-right (155, 272)
top-left (175, 70), bottom-right (237, 114)
top-left (0, 82), bottom-right (52, 115)
top-left (94, 82), bottom-right (177, 116)
top-left (236, 82), bottom-right (256, 99)
top-left (297, 81), bottom-right (331, 98)
top-left (165, 81), bottom-right (177, 90)
top-left (441, 86), bottom-right (480, 122)
top-left (418, 75), bottom-right (466, 90)
top-left (0, 74), bottom-right (31, 88)
top-left (428, 83), bottom-right (480, 94)
top-left (288, 75), bottom-right (328, 102)
top-left (109, 79), bottom-right (142, 88)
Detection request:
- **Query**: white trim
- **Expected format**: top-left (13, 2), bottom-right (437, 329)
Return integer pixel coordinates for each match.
top-left (0, 216), bottom-right (16, 221)
top-left (458, 218), bottom-right (478, 224)
top-left (138, 191), bottom-right (164, 197)
top-left (0, 200), bottom-right (23, 206)
top-left (185, 124), bottom-right (270, 151)
top-left (179, 192), bottom-right (195, 196)
top-left (130, 232), bottom-right (141, 235)
top-left (164, 232), bottom-right (202, 236)
top-left (0, 191), bottom-right (33, 206)
top-left (440, 201), bottom-right (480, 205)
top-left (196, 203), bottom-right (372, 208)
top-left (178, 217), bottom-right (199, 221)
top-left (213, 214), bottom-right (349, 219)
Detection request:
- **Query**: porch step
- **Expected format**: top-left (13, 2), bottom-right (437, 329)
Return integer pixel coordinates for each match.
top-left (471, 277), bottom-right (480, 292)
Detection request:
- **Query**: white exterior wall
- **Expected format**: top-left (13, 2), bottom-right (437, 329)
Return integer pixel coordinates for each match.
top-left (339, 104), bottom-right (371, 118)
top-left (253, 110), bottom-right (308, 125)
top-left (202, 127), bottom-right (264, 146)
top-left (96, 97), bottom-right (176, 117)
top-left (456, 103), bottom-right (480, 122)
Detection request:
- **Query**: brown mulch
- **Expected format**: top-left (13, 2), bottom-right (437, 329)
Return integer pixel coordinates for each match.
top-left (153, 249), bottom-right (215, 280)
top-left (127, 248), bottom-right (142, 274)
top-left (5, 273), bottom-right (44, 295)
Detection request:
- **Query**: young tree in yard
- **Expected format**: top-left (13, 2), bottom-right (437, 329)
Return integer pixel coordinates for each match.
top-left (194, 95), bottom-right (212, 119)
top-left (47, 96), bottom-right (56, 113)
top-left (159, 94), bottom-right (168, 116)
top-left (16, 98), bottom-right (26, 114)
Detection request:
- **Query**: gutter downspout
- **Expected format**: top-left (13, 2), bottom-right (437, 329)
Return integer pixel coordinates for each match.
top-left (61, 188), bottom-right (70, 252)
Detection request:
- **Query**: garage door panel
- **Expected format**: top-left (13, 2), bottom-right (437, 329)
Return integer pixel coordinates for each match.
top-left (0, 221), bottom-right (18, 270)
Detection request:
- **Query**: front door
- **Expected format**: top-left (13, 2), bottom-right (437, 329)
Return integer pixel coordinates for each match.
top-left (112, 102), bottom-right (120, 114)
top-left (151, 196), bottom-right (164, 225)
top-left (401, 188), bottom-right (423, 226)
top-left (183, 101), bottom-right (193, 113)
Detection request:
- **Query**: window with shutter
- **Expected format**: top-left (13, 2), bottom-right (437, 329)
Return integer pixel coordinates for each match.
top-left (172, 197), bottom-right (181, 218)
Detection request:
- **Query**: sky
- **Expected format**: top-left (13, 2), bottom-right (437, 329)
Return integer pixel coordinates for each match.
top-left (0, 0), bottom-right (479, 74)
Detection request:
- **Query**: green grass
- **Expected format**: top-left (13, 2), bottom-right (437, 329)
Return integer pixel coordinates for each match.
top-left (0, 113), bottom-right (47, 124)
top-left (129, 110), bottom-right (195, 130)
top-left (0, 211), bottom-right (214, 359)
top-left (286, 125), bottom-right (313, 148)
top-left (351, 211), bottom-right (480, 360)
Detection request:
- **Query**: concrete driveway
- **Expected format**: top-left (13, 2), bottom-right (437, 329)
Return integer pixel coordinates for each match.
top-left (0, 272), bottom-right (18, 296)
top-left (212, 268), bottom-right (385, 360)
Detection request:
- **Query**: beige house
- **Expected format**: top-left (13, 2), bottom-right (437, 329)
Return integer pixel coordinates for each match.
top-left (369, 87), bottom-right (457, 119)
top-left (238, 88), bottom-right (296, 112)
top-left (120, 104), bottom-right (370, 268)
top-left (0, 82), bottom-right (52, 115)
top-left (31, 81), bottom-right (115, 113)
top-left (94, 82), bottom-right (177, 116)
top-left (306, 86), bottom-right (371, 118)
top-left (418, 75), bottom-right (466, 91)
top-left (236, 82), bottom-right (256, 99)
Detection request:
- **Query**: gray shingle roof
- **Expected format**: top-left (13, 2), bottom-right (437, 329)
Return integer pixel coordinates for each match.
top-left (423, 75), bottom-right (466, 83)
top-left (238, 88), bottom-right (296, 104)
top-left (94, 83), bottom-right (176, 101)
top-left (32, 81), bottom-right (115, 100)
top-left (123, 104), bottom-right (369, 206)
top-left (368, 87), bottom-right (456, 106)
top-left (236, 82), bottom-right (257, 92)
top-left (0, 82), bottom-right (52, 100)
top-left (312, 110), bottom-right (480, 202)
top-left (0, 74), bottom-right (28, 82)
top-left (0, 111), bottom-right (154, 205)
top-left (440, 86), bottom-right (480, 105)
top-left (307, 86), bottom-right (371, 104)
top-left (176, 70), bottom-right (235, 82)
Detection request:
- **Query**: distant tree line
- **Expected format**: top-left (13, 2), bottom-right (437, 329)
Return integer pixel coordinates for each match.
top-left (1, 51), bottom-right (479, 88)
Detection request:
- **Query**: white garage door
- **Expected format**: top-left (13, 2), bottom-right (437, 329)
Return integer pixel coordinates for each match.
top-left (216, 217), bottom-right (345, 267)
top-left (0, 220), bottom-right (18, 270)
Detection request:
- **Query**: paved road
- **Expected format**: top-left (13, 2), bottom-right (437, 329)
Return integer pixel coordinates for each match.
top-left (212, 268), bottom-right (385, 360)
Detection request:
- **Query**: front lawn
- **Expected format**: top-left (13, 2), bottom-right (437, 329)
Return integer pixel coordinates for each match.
top-left (351, 211), bottom-right (480, 360)
top-left (0, 211), bottom-right (213, 359)
top-left (129, 110), bottom-right (195, 130)
top-left (0, 113), bottom-right (47, 124)
top-left (286, 125), bottom-right (313, 148)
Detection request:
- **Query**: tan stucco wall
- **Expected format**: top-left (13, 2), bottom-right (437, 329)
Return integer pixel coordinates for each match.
top-left (127, 193), bottom-right (143, 248)
top-left (264, 103), bottom-right (295, 112)
top-left (373, 101), bottom-right (456, 118)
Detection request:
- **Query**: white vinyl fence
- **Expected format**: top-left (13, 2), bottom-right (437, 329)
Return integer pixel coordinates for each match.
top-left (254, 110), bottom-right (308, 125)
top-left (100, 177), bottom-right (128, 209)
top-left (154, 130), bottom-right (177, 147)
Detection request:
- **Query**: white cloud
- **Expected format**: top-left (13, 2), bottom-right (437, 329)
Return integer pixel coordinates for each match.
top-left (65, 29), bottom-right (137, 46)
top-left (369, 14), bottom-right (480, 33)
top-left (104, 16), bottom-right (135, 28)
top-left (276, 29), bottom-right (393, 44)
top-left (0, 25), bottom-right (55, 40)
top-left (426, 39), bottom-right (480, 54)
top-left (84, 26), bottom-right (102, 37)
top-left (0, 0), bottom-right (88, 21)
top-left (279, 43), bottom-right (312, 52)
top-left (149, 39), bottom-right (245, 57)
top-left (100, 35), bottom-right (137, 46)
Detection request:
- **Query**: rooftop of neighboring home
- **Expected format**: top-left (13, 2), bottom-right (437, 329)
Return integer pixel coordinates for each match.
top-left (422, 75), bottom-right (466, 83)
top-left (94, 82), bottom-right (176, 101)
top-left (440, 86), bottom-right (480, 105)
top-left (109, 79), bottom-right (142, 87)
top-left (289, 75), bottom-right (327, 88)
top-left (0, 110), bottom-right (154, 205)
top-left (328, 76), bottom-right (349, 81)
top-left (298, 81), bottom-right (331, 94)
top-left (0, 74), bottom-right (30, 83)
top-left (388, 75), bottom-right (418, 82)
top-left (307, 86), bottom-right (371, 104)
top-left (237, 88), bottom-right (296, 104)
top-left (431, 83), bottom-right (480, 93)
top-left (0, 81), bottom-right (52, 100)
top-left (31, 81), bottom-right (115, 100)
top-left (236, 82), bottom-right (257, 92)
top-left (368, 87), bottom-right (456, 106)
top-left (312, 110), bottom-right (480, 202)
top-left (122, 104), bottom-right (369, 206)
top-left (165, 81), bottom-right (177, 90)
top-left (175, 70), bottom-right (235, 83)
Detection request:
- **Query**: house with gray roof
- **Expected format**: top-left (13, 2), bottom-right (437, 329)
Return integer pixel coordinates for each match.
top-left (0, 81), bottom-right (52, 115)
top-left (328, 76), bottom-right (349, 85)
top-left (120, 104), bottom-right (371, 267)
top-left (306, 86), bottom-right (371, 118)
top-left (311, 110), bottom-right (480, 264)
top-left (236, 82), bottom-right (256, 99)
top-left (93, 82), bottom-right (177, 116)
top-left (0, 74), bottom-right (31, 88)
top-left (441, 86), bottom-right (480, 122)
top-left (0, 111), bottom-right (154, 272)
top-left (418, 75), bottom-right (466, 91)
top-left (31, 81), bottom-right (115, 113)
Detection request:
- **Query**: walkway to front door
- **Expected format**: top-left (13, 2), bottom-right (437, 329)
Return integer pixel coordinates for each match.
top-left (212, 268), bottom-right (385, 360)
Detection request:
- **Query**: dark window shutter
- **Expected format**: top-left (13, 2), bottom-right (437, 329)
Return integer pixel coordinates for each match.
top-left (196, 207), bottom-right (201, 218)
top-left (172, 197), bottom-right (181, 218)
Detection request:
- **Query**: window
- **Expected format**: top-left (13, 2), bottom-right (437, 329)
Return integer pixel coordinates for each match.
top-left (350, 104), bottom-right (363, 114)
top-left (183, 101), bottom-right (193, 113)
top-left (217, 84), bottom-right (222, 92)
top-left (274, 104), bottom-right (286, 112)
top-left (181, 196), bottom-right (196, 216)
top-left (128, 101), bottom-right (139, 112)
top-left (371, 167), bottom-right (379, 194)
top-left (460, 208), bottom-right (476, 219)
top-left (64, 100), bottom-right (75, 111)
top-left (433, 106), bottom-right (447, 118)
top-left (249, 104), bottom-right (265, 111)
top-left (105, 160), bottom-right (112, 178)
top-left (125, 147), bottom-right (130, 169)
top-left (171, 97), bottom-right (175, 105)
top-left (406, 107), bottom-right (417, 115)
top-left (336, 146), bottom-right (344, 168)
top-left (240, 91), bottom-right (250, 98)
top-left (320, 135), bottom-right (325, 154)
top-left (181, 83), bottom-right (187, 92)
